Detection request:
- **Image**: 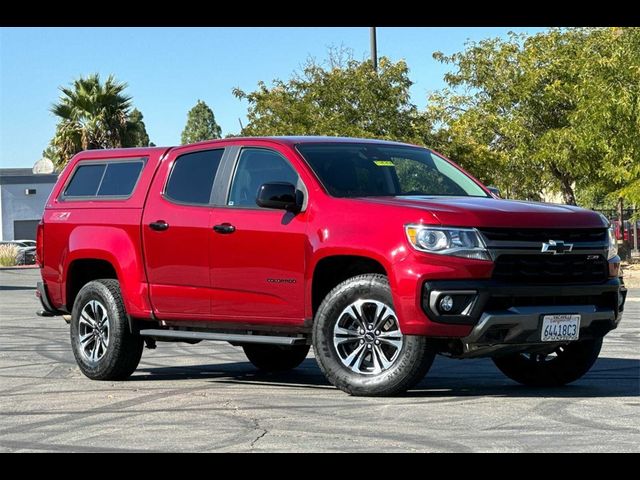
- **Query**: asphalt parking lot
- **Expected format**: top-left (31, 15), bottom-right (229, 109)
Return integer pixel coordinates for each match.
top-left (0, 268), bottom-right (638, 452)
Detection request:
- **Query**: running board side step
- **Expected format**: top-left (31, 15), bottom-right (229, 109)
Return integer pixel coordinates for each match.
top-left (138, 329), bottom-right (307, 346)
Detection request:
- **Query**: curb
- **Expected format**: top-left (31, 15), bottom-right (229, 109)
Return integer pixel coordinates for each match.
top-left (0, 265), bottom-right (39, 271)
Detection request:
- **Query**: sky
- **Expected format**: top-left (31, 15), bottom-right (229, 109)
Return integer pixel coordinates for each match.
top-left (0, 27), bottom-right (546, 168)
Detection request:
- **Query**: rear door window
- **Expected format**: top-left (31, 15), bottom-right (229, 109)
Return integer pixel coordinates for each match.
top-left (164, 149), bottom-right (224, 205)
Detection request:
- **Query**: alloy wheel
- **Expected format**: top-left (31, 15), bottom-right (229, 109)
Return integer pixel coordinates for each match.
top-left (332, 299), bottom-right (404, 375)
top-left (78, 300), bottom-right (110, 362)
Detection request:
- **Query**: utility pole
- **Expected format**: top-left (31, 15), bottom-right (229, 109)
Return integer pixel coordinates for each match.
top-left (370, 27), bottom-right (378, 72)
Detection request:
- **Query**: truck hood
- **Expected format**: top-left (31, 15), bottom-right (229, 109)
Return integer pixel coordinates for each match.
top-left (357, 196), bottom-right (607, 229)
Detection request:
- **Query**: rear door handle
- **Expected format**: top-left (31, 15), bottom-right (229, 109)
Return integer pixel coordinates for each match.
top-left (149, 220), bottom-right (169, 231)
top-left (213, 223), bottom-right (236, 234)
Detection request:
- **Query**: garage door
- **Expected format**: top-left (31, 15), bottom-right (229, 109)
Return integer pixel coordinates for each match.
top-left (13, 220), bottom-right (39, 240)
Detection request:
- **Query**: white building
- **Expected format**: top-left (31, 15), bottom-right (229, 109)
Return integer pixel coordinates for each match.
top-left (0, 168), bottom-right (58, 240)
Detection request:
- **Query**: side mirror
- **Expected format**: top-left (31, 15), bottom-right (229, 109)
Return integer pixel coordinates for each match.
top-left (256, 182), bottom-right (302, 213)
top-left (487, 186), bottom-right (501, 198)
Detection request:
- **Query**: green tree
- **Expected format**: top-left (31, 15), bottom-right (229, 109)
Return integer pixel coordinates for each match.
top-left (427, 29), bottom-right (602, 204)
top-left (41, 144), bottom-right (62, 169)
top-left (572, 27), bottom-right (640, 209)
top-left (123, 108), bottom-right (152, 147)
top-left (48, 74), bottom-right (150, 168)
top-left (428, 28), bottom-right (640, 207)
top-left (233, 51), bottom-right (431, 144)
top-left (181, 100), bottom-right (222, 144)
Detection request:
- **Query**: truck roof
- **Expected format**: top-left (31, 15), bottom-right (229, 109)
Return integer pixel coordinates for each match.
top-left (72, 146), bottom-right (171, 159)
top-left (261, 136), bottom-right (415, 147)
top-left (73, 136), bottom-right (418, 160)
top-left (184, 136), bottom-right (414, 148)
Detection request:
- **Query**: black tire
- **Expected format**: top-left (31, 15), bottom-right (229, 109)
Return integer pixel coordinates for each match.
top-left (70, 279), bottom-right (143, 380)
top-left (312, 274), bottom-right (435, 396)
top-left (492, 338), bottom-right (603, 387)
top-left (243, 344), bottom-right (310, 372)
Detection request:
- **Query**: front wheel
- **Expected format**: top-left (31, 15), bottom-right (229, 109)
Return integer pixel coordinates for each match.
top-left (70, 279), bottom-right (143, 380)
top-left (492, 338), bottom-right (603, 387)
top-left (313, 274), bottom-right (435, 396)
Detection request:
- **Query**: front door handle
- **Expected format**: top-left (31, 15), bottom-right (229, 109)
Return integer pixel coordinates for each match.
top-left (149, 220), bottom-right (169, 231)
top-left (213, 223), bottom-right (236, 234)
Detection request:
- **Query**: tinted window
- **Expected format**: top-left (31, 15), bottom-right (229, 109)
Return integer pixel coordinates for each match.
top-left (65, 164), bottom-right (105, 196)
top-left (296, 144), bottom-right (488, 198)
top-left (64, 160), bottom-right (145, 198)
top-left (165, 149), bottom-right (224, 205)
top-left (228, 149), bottom-right (298, 207)
top-left (97, 162), bottom-right (143, 196)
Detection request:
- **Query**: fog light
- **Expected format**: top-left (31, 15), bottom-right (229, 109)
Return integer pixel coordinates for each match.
top-left (439, 295), bottom-right (454, 312)
top-left (426, 289), bottom-right (479, 317)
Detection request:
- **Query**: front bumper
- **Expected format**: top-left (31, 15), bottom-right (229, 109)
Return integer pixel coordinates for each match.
top-left (423, 278), bottom-right (625, 358)
top-left (460, 304), bottom-right (616, 358)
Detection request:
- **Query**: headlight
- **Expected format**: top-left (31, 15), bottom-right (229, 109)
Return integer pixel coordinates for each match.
top-left (607, 226), bottom-right (618, 260)
top-left (405, 225), bottom-right (492, 261)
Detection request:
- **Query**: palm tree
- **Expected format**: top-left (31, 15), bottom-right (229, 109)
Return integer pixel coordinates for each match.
top-left (50, 74), bottom-right (137, 167)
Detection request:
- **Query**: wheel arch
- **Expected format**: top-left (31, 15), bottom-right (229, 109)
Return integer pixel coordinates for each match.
top-left (309, 253), bottom-right (389, 318)
top-left (66, 258), bottom-right (118, 310)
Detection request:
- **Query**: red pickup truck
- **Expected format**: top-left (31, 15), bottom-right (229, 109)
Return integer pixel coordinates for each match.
top-left (36, 137), bottom-right (626, 396)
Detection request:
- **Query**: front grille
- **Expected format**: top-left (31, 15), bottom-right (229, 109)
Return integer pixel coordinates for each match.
top-left (486, 292), bottom-right (617, 310)
top-left (492, 254), bottom-right (608, 284)
top-left (480, 228), bottom-right (607, 244)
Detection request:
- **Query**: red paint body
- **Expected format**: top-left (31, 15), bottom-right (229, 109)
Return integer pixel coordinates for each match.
top-left (40, 137), bottom-right (609, 337)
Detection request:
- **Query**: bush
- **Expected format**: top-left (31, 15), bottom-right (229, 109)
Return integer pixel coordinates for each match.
top-left (0, 244), bottom-right (19, 267)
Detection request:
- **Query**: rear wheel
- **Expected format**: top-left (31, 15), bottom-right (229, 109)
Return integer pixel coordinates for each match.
top-left (243, 344), bottom-right (310, 372)
top-left (70, 279), bottom-right (143, 380)
top-left (313, 274), bottom-right (434, 396)
top-left (492, 338), bottom-right (603, 387)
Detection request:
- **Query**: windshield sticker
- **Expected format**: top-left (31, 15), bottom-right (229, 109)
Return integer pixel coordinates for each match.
top-left (373, 160), bottom-right (394, 167)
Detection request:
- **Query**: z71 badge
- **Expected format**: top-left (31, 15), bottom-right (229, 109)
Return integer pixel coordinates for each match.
top-left (51, 212), bottom-right (71, 221)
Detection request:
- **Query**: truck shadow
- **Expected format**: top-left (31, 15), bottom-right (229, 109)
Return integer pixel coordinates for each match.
top-left (134, 356), bottom-right (639, 398)
top-left (408, 356), bottom-right (640, 398)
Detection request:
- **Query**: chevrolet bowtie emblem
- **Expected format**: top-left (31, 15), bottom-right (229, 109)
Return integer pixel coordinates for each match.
top-left (541, 239), bottom-right (573, 255)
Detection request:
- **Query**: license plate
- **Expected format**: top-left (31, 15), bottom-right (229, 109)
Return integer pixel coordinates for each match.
top-left (541, 314), bottom-right (580, 342)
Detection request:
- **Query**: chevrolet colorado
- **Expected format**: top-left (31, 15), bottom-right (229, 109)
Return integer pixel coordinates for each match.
top-left (36, 137), bottom-right (627, 396)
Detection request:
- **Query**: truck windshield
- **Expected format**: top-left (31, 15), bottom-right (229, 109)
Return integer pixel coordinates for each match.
top-left (296, 143), bottom-right (489, 198)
